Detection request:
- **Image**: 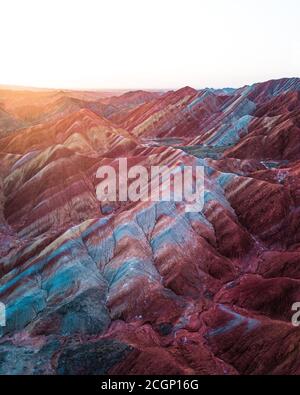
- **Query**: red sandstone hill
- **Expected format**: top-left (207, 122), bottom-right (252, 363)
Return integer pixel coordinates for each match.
top-left (0, 78), bottom-right (300, 375)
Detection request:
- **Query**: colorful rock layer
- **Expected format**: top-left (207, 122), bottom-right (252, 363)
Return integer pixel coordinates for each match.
top-left (0, 78), bottom-right (300, 374)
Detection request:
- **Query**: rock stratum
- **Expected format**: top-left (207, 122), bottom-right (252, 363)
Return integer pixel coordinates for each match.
top-left (0, 78), bottom-right (300, 375)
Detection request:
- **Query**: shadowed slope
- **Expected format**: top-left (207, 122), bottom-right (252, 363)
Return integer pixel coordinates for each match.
top-left (0, 79), bottom-right (300, 375)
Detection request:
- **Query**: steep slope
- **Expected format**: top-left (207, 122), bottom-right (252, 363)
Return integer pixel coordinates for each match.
top-left (0, 107), bottom-right (25, 138)
top-left (0, 79), bottom-right (300, 375)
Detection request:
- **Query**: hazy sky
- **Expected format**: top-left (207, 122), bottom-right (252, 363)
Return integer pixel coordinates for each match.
top-left (0, 0), bottom-right (299, 90)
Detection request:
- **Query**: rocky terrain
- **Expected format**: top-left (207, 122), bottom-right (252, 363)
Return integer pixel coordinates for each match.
top-left (0, 78), bottom-right (300, 375)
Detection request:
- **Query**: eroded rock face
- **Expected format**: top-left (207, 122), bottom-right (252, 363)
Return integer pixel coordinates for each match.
top-left (0, 78), bottom-right (300, 375)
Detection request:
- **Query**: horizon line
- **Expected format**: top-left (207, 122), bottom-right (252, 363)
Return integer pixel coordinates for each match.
top-left (0, 76), bottom-right (299, 94)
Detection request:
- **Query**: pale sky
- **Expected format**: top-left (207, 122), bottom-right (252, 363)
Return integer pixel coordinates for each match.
top-left (0, 0), bottom-right (299, 90)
